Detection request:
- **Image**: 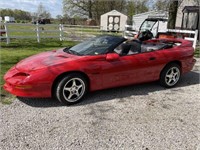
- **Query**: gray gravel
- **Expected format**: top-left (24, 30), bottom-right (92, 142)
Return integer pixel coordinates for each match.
top-left (0, 70), bottom-right (200, 150)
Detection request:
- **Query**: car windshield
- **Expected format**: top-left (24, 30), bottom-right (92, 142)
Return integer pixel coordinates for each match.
top-left (140, 20), bottom-right (157, 31)
top-left (65, 36), bottom-right (124, 56)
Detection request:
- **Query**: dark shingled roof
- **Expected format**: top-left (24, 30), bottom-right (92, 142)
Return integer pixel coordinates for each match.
top-left (182, 6), bottom-right (199, 13)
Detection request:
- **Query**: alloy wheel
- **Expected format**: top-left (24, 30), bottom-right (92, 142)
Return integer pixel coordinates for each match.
top-left (165, 67), bottom-right (180, 86)
top-left (62, 78), bottom-right (85, 102)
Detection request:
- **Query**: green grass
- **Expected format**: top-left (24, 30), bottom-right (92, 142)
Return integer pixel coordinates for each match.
top-left (5, 23), bottom-right (62, 37)
top-left (194, 47), bottom-right (200, 58)
top-left (1, 95), bottom-right (15, 105)
top-left (0, 38), bottom-right (78, 104)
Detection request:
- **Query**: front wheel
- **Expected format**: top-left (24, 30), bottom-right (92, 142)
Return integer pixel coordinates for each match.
top-left (55, 73), bottom-right (88, 105)
top-left (160, 63), bottom-right (181, 88)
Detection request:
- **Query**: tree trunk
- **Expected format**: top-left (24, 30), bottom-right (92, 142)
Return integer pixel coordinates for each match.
top-left (88, 0), bottom-right (93, 19)
top-left (167, 0), bottom-right (178, 29)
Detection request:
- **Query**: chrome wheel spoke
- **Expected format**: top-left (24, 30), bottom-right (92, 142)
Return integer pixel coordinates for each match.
top-left (167, 78), bottom-right (172, 84)
top-left (75, 91), bottom-right (80, 97)
top-left (171, 69), bottom-right (174, 74)
top-left (166, 74), bottom-right (172, 78)
top-left (72, 79), bottom-right (77, 86)
top-left (77, 84), bottom-right (83, 90)
top-left (174, 72), bottom-right (178, 76)
top-left (172, 76), bottom-right (177, 81)
top-left (68, 92), bottom-right (73, 99)
top-left (64, 87), bottom-right (71, 92)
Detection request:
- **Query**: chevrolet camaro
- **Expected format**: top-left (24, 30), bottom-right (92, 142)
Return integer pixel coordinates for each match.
top-left (4, 34), bottom-right (196, 105)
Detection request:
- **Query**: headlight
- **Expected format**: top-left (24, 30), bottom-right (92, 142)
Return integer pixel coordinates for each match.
top-left (12, 72), bottom-right (30, 77)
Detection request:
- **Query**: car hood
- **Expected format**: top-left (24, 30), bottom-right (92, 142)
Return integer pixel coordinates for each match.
top-left (16, 48), bottom-right (81, 72)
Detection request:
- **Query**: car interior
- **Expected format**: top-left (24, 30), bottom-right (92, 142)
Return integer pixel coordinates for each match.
top-left (114, 40), bottom-right (175, 56)
top-left (114, 30), bottom-right (179, 56)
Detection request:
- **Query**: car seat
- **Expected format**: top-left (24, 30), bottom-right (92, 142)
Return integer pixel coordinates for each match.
top-left (120, 44), bottom-right (131, 55)
top-left (129, 40), bottom-right (142, 53)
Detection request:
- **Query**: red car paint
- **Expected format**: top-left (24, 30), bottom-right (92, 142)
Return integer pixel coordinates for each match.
top-left (4, 37), bottom-right (196, 98)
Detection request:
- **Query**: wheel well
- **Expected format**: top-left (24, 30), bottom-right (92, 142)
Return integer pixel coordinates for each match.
top-left (167, 60), bottom-right (181, 68)
top-left (160, 60), bottom-right (182, 77)
top-left (51, 71), bottom-right (90, 97)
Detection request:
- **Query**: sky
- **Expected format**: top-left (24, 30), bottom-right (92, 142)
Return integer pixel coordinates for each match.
top-left (0, 0), bottom-right (63, 18)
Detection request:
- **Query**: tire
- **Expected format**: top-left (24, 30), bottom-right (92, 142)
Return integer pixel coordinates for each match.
top-left (160, 63), bottom-right (181, 88)
top-left (55, 73), bottom-right (88, 105)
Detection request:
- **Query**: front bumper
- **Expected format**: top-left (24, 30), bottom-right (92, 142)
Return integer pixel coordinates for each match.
top-left (3, 80), bottom-right (51, 98)
top-left (3, 67), bottom-right (52, 98)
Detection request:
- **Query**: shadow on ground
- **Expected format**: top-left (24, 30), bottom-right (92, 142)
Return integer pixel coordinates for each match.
top-left (18, 71), bottom-right (200, 108)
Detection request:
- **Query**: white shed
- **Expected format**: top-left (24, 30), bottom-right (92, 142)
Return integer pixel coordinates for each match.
top-left (4, 16), bottom-right (15, 23)
top-left (100, 10), bottom-right (128, 31)
top-left (132, 11), bottom-right (168, 31)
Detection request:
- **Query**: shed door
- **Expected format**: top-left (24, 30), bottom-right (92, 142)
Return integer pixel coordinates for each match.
top-left (107, 16), bottom-right (120, 31)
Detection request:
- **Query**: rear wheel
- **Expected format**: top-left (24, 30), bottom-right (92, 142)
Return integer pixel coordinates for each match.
top-left (160, 63), bottom-right (181, 88)
top-left (55, 73), bottom-right (88, 105)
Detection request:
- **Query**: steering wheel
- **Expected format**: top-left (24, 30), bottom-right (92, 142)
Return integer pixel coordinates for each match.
top-left (138, 30), bottom-right (153, 41)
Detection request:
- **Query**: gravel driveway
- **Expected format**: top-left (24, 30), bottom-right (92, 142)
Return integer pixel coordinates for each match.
top-left (0, 70), bottom-right (200, 150)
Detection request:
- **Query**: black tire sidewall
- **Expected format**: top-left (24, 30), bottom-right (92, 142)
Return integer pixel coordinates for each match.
top-left (55, 73), bottom-right (88, 105)
top-left (160, 63), bottom-right (181, 88)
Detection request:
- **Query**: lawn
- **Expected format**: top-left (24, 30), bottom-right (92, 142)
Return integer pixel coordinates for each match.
top-left (0, 39), bottom-right (78, 104)
top-left (195, 46), bottom-right (200, 58)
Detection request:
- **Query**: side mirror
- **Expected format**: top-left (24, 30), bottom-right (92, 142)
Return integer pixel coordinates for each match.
top-left (106, 53), bottom-right (119, 61)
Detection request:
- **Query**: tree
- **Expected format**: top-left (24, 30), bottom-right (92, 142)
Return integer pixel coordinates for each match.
top-left (153, 0), bottom-right (170, 11)
top-left (56, 15), bottom-right (63, 20)
top-left (63, 0), bottom-right (95, 18)
top-left (167, 0), bottom-right (179, 29)
top-left (36, 2), bottom-right (51, 19)
top-left (63, 0), bottom-right (127, 23)
top-left (0, 8), bottom-right (31, 21)
top-left (153, 0), bottom-right (183, 29)
top-left (126, 0), bottom-right (148, 24)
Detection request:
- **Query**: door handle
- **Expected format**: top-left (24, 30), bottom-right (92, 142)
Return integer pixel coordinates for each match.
top-left (149, 57), bottom-right (156, 60)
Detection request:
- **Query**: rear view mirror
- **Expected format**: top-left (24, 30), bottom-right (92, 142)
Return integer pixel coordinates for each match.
top-left (106, 53), bottom-right (119, 61)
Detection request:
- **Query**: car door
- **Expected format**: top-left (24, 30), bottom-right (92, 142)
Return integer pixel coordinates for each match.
top-left (101, 51), bottom-right (162, 89)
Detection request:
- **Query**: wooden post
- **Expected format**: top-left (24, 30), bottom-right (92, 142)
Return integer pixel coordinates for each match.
top-left (36, 23), bottom-right (40, 43)
top-left (80, 25), bottom-right (83, 41)
top-left (4, 23), bottom-right (10, 44)
top-left (59, 24), bottom-right (63, 41)
top-left (193, 30), bottom-right (198, 49)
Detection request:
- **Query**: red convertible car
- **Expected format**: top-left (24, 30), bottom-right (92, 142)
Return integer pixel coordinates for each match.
top-left (4, 34), bottom-right (196, 105)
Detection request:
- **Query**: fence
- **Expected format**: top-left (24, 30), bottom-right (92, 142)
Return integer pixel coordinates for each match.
top-left (0, 23), bottom-right (64, 44)
top-left (0, 23), bottom-right (126, 44)
top-left (0, 23), bottom-right (107, 44)
top-left (62, 24), bottom-right (102, 41)
top-left (167, 29), bottom-right (198, 49)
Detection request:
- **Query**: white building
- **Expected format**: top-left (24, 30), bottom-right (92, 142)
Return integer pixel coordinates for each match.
top-left (132, 11), bottom-right (168, 31)
top-left (4, 16), bottom-right (15, 23)
top-left (100, 10), bottom-right (128, 31)
top-left (176, 0), bottom-right (199, 29)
